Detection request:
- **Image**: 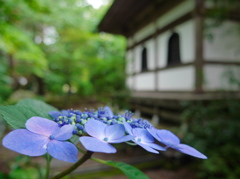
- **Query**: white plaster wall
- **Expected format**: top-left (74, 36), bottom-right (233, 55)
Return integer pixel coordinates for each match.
top-left (156, 0), bottom-right (194, 29)
top-left (204, 20), bottom-right (240, 61)
top-left (134, 23), bottom-right (155, 43)
top-left (126, 50), bottom-right (134, 75)
top-left (157, 20), bottom-right (195, 68)
top-left (145, 39), bottom-right (156, 70)
top-left (126, 76), bottom-right (133, 90)
top-left (203, 65), bottom-right (240, 90)
top-left (133, 43), bottom-right (156, 73)
top-left (157, 66), bottom-right (195, 90)
top-left (177, 20), bottom-right (195, 63)
top-left (133, 45), bottom-right (142, 73)
top-left (135, 72), bottom-right (155, 91)
top-left (157, 31), bottom-right (169, 68)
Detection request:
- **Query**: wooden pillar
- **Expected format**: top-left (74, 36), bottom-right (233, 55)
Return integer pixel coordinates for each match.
top-left (154, 20), bottom-right (159, 91)
top-left (194, 0), bottom-right (204, 93)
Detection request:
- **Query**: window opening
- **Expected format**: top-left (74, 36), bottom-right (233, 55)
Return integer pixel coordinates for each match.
top-left (141, 47), bottom-right (148, 71)
top-left (167, 32), bottom-right (181, 66)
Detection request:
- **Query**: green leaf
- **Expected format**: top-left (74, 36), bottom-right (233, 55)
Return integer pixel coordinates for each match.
top-left (0, 105), bottom-right (38, 129)
top-left (17, 98), bottom-right (58, 118)
top-left (92, 158), bottom-right (149, 179)
top-left (106, 161), bottom-right (149, 179)
top-left (0, 98), bottom-right (58, 129)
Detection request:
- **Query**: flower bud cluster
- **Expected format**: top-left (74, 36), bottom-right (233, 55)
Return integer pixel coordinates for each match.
top-left (49, 107), bottom-right (153, 136)
top-left (50, 109), bottom-right (96, 135)
top-left (128, 118), bottom-right (153, 129)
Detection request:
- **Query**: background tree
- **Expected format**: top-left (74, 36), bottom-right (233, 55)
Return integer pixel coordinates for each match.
top-left (0, 0), bottom-right (126, 106)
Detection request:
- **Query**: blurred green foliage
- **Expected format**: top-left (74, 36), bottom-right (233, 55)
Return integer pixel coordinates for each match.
top-left (181, 99), bottom-right (240, 179)
top-left (1, 155), bottom-right (44, 179)
top-left (206, 0), bottom-right (240, 23)
top-left (0, 55), bottom-right (12, 103)
top-left (0, 0), bottom-right (127, 106)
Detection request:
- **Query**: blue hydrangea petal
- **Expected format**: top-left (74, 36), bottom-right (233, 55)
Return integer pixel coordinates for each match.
top-left (51, 125), bottom-right (74, 140)
top-left (150, 129), bottom-right (180, 145)
top-left (84, 119), bottom-right (106, 140)
top-left (109, 135), bottom-right (133, 143)
top-left (49, 111), bottom-right (61, 118)
top-left (47, 140), bottom-right (78, 163)
top-left (105, 124), bottom-right (125, 141)
top-left (123, 122), bottom-right (133, 135)
top-left (144, 142), bottom-right (166, 151)
top-left (176, 144), bottom-right (207, 159)
top-left (135, 141), bottom-right (159, 154)
top-left (132, 128), bottom-right (154, 143)
top-left (2, 129), bottom-right (48, 156)
top-left (147, 127), bottom-right (158, 139)
top-left (80, 136), bottom-right (116, 153)
top-left (26, 117), bottom-right (59, 137)
top-left (104, 106), bottom-right (113, 118)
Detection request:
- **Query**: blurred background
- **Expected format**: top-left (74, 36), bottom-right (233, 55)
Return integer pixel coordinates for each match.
top-left (1, 0), bottom-right (240, 178)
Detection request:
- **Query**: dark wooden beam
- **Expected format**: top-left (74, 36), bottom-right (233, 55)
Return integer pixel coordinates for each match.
top-left (126, 0), bottom-right (186, 37)
top-left (129, 59), bottom-right (240, 81)
top-left (126, 12), bottom-right (192, 50)
top-left (203, 60), bottom-right (240, 65)
top-left (131, 62), bottom-right (193, 76)
top-left (131, 91), bottom-right (240, 100)
top-left (194, 0), bottom-right (204, 93)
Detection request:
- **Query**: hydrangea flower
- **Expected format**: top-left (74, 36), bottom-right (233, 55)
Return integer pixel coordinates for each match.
top-left (148, 128), bottom-right (207, 159)
top-left (48, 106), bottom-right (207, 159)
top-left (2, 117), bottom-right (78, 163)
top-left (80, 119), bottom-right (133, 153)
top-left (123, 122), bottom-right (166, 154)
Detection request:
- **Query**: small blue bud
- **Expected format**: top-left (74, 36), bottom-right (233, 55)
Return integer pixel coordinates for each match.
top-left (54, 118), bottom-right (59, 122)
top-left (76, 124), bottom-right (84, 130)
top-left (76, 117), bottom-right (81, 123)
top-left (75, 110), bottom-right (82, 115)
top-left (72, 129), bottom-right (78, 135)
top-left (81, 115), bottom-right (87, 119)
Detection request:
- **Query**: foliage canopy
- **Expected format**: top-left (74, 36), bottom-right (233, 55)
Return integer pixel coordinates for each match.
top-left (0, 0), bottom-right (126, 103)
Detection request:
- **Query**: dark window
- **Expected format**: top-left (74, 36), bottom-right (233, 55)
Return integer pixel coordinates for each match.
top-left (167, 32), bottom-right (181, 66)
top-left (141, 47), bottom-right (148, 72)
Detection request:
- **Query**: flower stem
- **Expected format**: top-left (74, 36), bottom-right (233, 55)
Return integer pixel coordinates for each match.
top-left (45, 154), bottom-right (51, 179)
top-left (51, 151), bottom-right (93, 179)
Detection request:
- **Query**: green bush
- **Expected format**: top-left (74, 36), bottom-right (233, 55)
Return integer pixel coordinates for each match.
top-left (181, 99), bottom-right (240, 179)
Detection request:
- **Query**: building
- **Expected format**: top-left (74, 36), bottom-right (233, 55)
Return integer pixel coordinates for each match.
top-left (98, 0), bottom-right (240, 123)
